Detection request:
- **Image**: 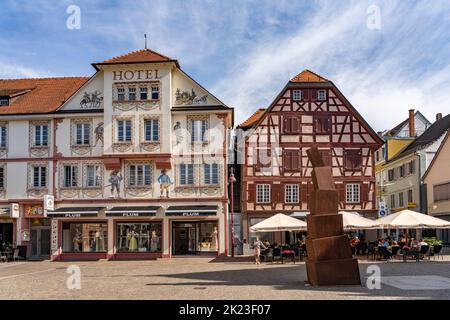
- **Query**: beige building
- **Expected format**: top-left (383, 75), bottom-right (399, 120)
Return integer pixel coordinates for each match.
top-left (0, 48), bottom-right (233, 260)
top-left (423, 130), bottom-right (450, 243)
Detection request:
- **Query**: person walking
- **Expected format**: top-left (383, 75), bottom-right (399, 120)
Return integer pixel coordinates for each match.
top-left (253, 237), bottom-right (267, 265)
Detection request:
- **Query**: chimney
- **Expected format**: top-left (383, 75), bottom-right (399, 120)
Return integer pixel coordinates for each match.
top-left (408, 109), bottom-right (415, 137)
top-left (436, 113), bottom-right (443, 121)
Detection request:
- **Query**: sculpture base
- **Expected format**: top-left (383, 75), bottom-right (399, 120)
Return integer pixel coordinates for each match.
top-left (306, 258), bottom-right (361, 286)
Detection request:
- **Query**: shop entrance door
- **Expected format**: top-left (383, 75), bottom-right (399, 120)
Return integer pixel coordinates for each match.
top-left (0, 223), bottom-right (13, 247)
top-left (30, 227), bottom-right (51, 259)
top-left (172, 223), bottom-right (197, 255)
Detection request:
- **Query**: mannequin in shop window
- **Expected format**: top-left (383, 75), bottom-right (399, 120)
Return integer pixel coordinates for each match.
top-left (73, 230), bottom-right (82, 252)
top-left (212, 226), bottom-right (218, 251)
top-left (95, 229), bottom-right (104, 251)
top-left (139, 225), bottom-right (149, 251)
top-left (151, 230), bottom-right (159, 252)
top-left (127, 227), bottom-right (138, 251)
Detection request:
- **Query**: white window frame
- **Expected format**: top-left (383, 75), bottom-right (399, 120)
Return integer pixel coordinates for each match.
top-left (34, 124), bottom-right (49, 147)
top-left (86, 164), bottom-right (102, 188)
top-left (128, 87), bottom-right (136, 101)
top-left (128, 164), bottom-right (152, 187)
top-left (75, 122), bottom-right (91, 146)
top-left (151, 85), bottom-right (160, 100)
top-left (0, 98), bottom-right (9, 106)
top-left (0, 166), bottom-right (5, 189)
top-left (285, 184), bottom-right (299, 203)
top-left (117, 87), bottom-right (125, 101)
top-left (63, 165), bottom-right (78, 188)
top-left (191, 119), bottom-right (207, 142)
top-left (179, 163), bottom-right (194, 185)
top-left (0, 124), bottom-right (6, 148)
top-left (117, 120), bottom-right (132, 142)
top-left (32, 166), bottom-right (47, 188)
top-left (318, 90), bottom-right (327, 101)
top-left (346, 183), bottom-right (360, 203)
top-left (204, 163), bottom-right (219, 185)
top-left (139, 87), bottom-right (148, 100)
top-left (293, 90), bottom-right (302, 101)
top-left (256, 184), bottom-right (271, 203)
top-left (144, 119), bottom-right (159, 142)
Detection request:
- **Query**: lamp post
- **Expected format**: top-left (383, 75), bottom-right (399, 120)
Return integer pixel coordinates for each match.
top-left (229, 167), bottom-right (236, 257)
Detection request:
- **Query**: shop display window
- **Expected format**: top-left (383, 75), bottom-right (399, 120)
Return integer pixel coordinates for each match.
top-left (116, 222), bottom-right (162, 253)
top-left (62, 222), bottom-right (107, 253)
top-left (197, 222), bottom-right (218, 252)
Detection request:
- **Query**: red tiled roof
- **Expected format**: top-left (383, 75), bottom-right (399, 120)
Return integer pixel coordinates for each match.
top-left (93, 48), bottom-right (177, 67)
top-left (238, 108), bottom-right (266, 129)
top-left (290, 69), bottom-right (330, 83)
top-left (0, 77), bottom-right (89, 115)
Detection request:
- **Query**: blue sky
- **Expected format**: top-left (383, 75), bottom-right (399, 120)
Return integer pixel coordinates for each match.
top-left (1, 0), bottom-right (450, 130)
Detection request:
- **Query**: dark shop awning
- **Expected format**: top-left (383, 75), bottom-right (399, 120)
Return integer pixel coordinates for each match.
top-left (165, 205), bottom-right (218, 217)
top-left (105, 206), bottom-right (160, 217)
top-left (46, 207), bottom-right (104, 218)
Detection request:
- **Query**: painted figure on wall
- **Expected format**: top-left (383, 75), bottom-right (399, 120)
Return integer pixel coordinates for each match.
top-left (109, 170), bottom-right (123, 198)
top-left (94, 122), bottom-right (104, 146)
top-left (157, 169), bottom-right (172, 198)
top-left (174, 121), bottom-right (183, 144)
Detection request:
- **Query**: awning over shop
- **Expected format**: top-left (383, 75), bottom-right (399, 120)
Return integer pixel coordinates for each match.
top-left (46, 207), bottom-right (104, 218)
top-left (165, 205), bottom-right (218, 217)
top-left (105, 206), bottom-right (160, 217)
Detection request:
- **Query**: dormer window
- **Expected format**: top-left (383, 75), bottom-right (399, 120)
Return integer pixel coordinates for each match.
top-left (318, 90), bottom-right (327, 101)
top-left (0, 98), bottom-right (9, 106)
top-left (293, 90), bottom-right (302, 101)
top-left (113, 83), bottom-right (160, 102)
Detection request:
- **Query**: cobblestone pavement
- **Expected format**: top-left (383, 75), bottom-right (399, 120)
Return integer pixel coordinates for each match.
top-left (1, 256), bottom-right (450, 300)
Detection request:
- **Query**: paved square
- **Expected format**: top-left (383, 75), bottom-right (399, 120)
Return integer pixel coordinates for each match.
top-left (381, 275), bottom-right (450, 290)
top-left (1, 257), bottom-right (450, 300)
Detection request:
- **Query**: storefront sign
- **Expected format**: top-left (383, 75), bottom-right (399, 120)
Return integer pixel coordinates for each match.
top-left (113, 69), bottom-right (160, 81)
top-left (10, 203), bottom-right (20, 218)
top-left (0, 206), bottom-right (9, 216)
top-left (106, 212), bottom-right (156, 217)
top-left (51, 219), bottom-right (58, 253)
top-left (27, 205), bottom-right (44, 217)
top-left (166, 211), bottom-right (216, 217)
top-left (44, 195), bottom-right (55, 212)
top-left (47, 213), bottom-right (98, 218)
top-left (22, 230), bottom-right (30, 242)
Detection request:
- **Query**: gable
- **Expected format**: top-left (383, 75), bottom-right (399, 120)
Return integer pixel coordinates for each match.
top-left (248, 84), bottom-right (382, 146)
top-left (424, 131), bottom-right (450, 183)
top-left (172, 69), bottom-right (225, 107)
top-left (58, 72), bottom-right (104, 112)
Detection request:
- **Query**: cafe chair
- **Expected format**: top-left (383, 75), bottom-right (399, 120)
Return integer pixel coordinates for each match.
top-left (1, 252), bottom-right (7, 263)
top-left (13, 249), bottom-right (21, 262)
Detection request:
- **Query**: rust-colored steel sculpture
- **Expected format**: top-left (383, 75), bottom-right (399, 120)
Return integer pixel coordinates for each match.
top-left (305, 146), bottom-right (361, 286)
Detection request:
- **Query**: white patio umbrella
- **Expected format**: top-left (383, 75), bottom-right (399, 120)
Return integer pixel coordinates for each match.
top-left (374, 209), bottom-right (450, 229)
top-left (250, 213), bottom-right (307, 232)
top-left (339, 211), bottom-right (378, 230)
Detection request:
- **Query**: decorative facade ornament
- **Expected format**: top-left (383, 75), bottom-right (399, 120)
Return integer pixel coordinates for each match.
top-left (174, 121), bottom-right (183, 145)
top-left (157, 169), bottom-right (173, 198)
top-left (80, 90), bottom-right (103, 109)
top-left (108, 170), bottom-right (123, 198)
top-left (94, 122), bottom-right (104, 146)
top-left (175, 88), bottom-right (207, 105)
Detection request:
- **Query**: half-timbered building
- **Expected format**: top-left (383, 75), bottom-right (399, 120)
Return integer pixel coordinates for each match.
top-left (237, 70), bottom-right (383, 244)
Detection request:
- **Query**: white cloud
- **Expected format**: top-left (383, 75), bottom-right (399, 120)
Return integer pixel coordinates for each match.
top-left (0, 62), bottom-right (49, 79)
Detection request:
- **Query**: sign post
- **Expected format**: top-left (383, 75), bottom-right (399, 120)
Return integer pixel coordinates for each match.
top-left (378, 201), bottom-right (386, 218)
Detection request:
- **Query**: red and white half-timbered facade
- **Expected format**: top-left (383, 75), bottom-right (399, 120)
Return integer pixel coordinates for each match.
top-left (237, 70), bottom-right (383, 243)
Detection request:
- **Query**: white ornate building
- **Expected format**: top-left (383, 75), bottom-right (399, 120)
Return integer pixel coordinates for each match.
top-left (0, 48), bottom-right (233, 260)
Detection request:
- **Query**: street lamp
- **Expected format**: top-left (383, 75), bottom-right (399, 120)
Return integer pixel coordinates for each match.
top-left (229, 167), bottom-right (236, 257)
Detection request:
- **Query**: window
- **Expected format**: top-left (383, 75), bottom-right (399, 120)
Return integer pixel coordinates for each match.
top-left (283, 116), bottom-right (300, 134)
top-left (408, 160), bottom-right (415, 175)
top-left (319, 150), bottom-right (332, 166)
top-left (0, 167), bottom-right (4, 189)
top-left (375, 150), bottom-right (380, 162)
top-left (116, 222), bottom-right (162, 253)
top-left (204, 163), bottom-right (219, 185)
top-left (346, 183), bottom-right (360, 203)
top-left (344, 150), bottom-right (362, 171)
top-left (32, 166), bottom-right (46, 188)
top-left (293, 90), bottom-right (302, 101)
top-left (399, 164), bottom-right (405, 178)
top-left (151, 85), bottom-right (159, 100)
top-left (390, 194), bottom-right (396, 209)
top-left (34, 124), bottom-right (48, 146)
top-left (318, 90), bottom-right (326, 101)
top-left (117, 88), bottom-right (125, 101)
top-left (140, 87), bottom-right (148, 100)
top-left (76, 123), bottom-right (90, 145)
top-left (314, 115), bottom-right (332, 134)
top-left (434, 182), bottom-right (450, 202)
top-left (191, 119), bottom-right (207, 142)
top-left (283, 149), bottom-right (301, 172)
top-left (179, 163), bottom-right (194, 185)
top-left (407, 189), bottom-right (413, 203)
top-left (0, 125), bottom-right (6, 147)
top-left (86, 165), bottom-right (101, 187)
top-left (62, 222), bottom-right (107, 253)
top-left (0, 98), bottom-right (9, 106)
top-left (117, 120), bottom-right (132, 142)
top-left (285, 184), bottom-right (299, 203)
top-left (128, 87), bottom-right (136, 101)
top-left (63, 165), bottom-right (78, 188)
top-left (256, 184), bottom-right (271, 203)
top-left (144, 119), bottom-right (159, 142)
top-left (398, 192), bottom-right (404, 207)
top-left (128, 164), bottom-right (152, 187)
top-left (388, 169), bottom-right (395, 182)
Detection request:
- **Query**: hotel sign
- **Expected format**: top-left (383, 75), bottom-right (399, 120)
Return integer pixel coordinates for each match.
top-left (113, 70), bottom-right (161, 81)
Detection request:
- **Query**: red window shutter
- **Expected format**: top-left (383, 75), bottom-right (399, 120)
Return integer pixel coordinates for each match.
top-left (301, 183), bottom-right (308, 204)
top-left (310, 89), bottom-right (318, 101)
top-left (292, 117), bottom-right (299, 133)
top-left (283, 117), bottom-right (290, 133)
top-left (248, 184), bottom-right (256, 202)
top-left (302, 89), bottom-right (310, 101)
top-left (272, 184), bottom-right (282, 202)
top-left (283, 150), bottom-right (290, 171)
top-left (336, 183), bottom-right (346, 204)
top-left (361, 183), bottom-right (369, 203)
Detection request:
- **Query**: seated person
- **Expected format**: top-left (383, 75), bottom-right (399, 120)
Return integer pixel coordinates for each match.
top-left (350, 236), bottom-right (360, 255)
top-left (378, 239), bottom-right (393, 258)
top-left (411, 238), bottom-right (420, 250)
top-left (263, 239), bottom-right (271, 248)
